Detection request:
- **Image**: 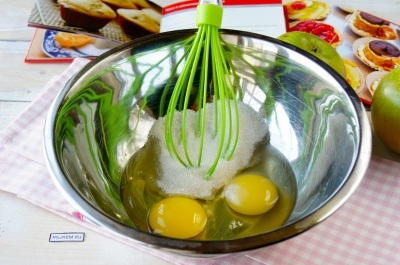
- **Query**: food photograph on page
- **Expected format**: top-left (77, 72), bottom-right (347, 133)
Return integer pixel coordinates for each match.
top-left (25, 28), bottom-right (121, 62)
top-left (159, 0), bottom-right (287, 38)
top-left (282, 0), bottom-right (400, 105)
top-left (28, 0), bottom-right (163, 42)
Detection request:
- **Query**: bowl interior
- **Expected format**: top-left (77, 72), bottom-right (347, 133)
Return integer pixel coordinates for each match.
top-left (45, 29), bottom-right (368, 254)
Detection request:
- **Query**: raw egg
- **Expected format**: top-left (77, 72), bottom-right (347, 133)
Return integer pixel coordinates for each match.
top-left (224, 173), bottom-right (278, 215)
top-left (148, 196), bottom-right (207, 239)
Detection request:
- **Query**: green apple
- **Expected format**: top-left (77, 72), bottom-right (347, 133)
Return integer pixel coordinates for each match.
top-left (371, 67), bottom-right (400, 153)
top-left (277, 31), bottom-right (346, 78)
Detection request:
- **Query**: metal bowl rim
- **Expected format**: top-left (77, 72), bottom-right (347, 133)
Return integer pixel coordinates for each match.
top-left (43, 28), bottom-right (372, 255)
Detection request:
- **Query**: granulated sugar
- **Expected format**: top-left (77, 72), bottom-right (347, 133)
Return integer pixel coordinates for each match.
top-left (148, 100), bottom-right (269, 200)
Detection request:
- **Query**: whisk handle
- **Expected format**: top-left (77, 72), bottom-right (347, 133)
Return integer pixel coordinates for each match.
top-left (196, 1), bottom-right (223, 28)
top-left (198, 0), bottom-right (222, 5)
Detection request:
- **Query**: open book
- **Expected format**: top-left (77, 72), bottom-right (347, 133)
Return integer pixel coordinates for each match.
top-left (26, 0), bottom-right (286, 60)
top-left (26, 0), bottom-right (400, 105)
top-left (28, 0), bottom-right (286, 42)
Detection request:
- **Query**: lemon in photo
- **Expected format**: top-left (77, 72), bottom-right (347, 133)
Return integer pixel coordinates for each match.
top-left (55, 32), bottom-right (93, 48)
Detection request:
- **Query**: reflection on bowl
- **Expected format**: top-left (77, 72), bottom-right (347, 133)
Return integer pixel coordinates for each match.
top-left (44, 29), bottom-right (371, 256)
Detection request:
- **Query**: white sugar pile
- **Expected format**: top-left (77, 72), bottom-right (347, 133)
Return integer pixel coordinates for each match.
top-left (149, 100), bottom-right (269, 200)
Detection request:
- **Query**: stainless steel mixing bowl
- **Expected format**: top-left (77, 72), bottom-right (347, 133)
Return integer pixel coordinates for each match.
top-left (44, 29), bottom-right (371, 256)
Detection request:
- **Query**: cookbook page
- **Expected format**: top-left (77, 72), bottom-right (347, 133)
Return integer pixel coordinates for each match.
top-left (28, 0), bottom-right (163, 42)
top-left (160, 0), bottom-right (287, 38)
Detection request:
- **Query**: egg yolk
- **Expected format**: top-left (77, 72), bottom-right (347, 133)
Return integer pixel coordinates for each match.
top-left (224, 174), bottom-right (279, 216)
top-left (148, 196), bottom-right (207, 239)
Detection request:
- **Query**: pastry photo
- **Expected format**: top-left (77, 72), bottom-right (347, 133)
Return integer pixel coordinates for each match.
top-left (58, 0), bottom-right (117, 31)
top-left (283, 0), bottom-right (331, 21)
top-left (365, 70), bottom-right (389, 96)
top-left (117, 8), bottom-right (160, 38)
top-left (289, 20), bottom-right (341, 47)
top-left (342, 57), bottom-right (365, 92)
top-left (29, 0), bottom-right (162, 42)
top-left (353, 37), bottom-right (400, 71)
top-left (348, 10), bottom-right (397, 40)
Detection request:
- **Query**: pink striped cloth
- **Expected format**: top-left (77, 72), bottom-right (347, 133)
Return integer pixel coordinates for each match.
top-left (1, 58), bottom-right (399, 264)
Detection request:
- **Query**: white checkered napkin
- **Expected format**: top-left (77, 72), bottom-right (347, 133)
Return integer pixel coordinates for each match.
top-left (1, 57), bottom-right (400, 265)
top-left (244, 156), bottom-right (400, 265)
top-left (0, 61), bottom-right (87, 165)
top-left (0, 58), bottom-right (181, 261)
top-left (0, 58), bottom-right (91, 212)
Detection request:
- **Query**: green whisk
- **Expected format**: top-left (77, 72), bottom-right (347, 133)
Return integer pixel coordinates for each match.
top-left (163, 0), bottom-right (240, 179)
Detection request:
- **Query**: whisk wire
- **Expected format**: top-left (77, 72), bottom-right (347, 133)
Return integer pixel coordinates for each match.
top-left (164, 26), bottom-right (205, 167)
top-left (164, 1), bottom-right (240, 178)
top-left (159, 40), bottom-right (194, 117)
top-left (214, 29), bottom-right (240, 160)
top-left (212, 29), bottom-right (236, 158)
top-left (196, 25), bottom-right (212, 167)
top-left (181, 26), bottom-right (207, 167)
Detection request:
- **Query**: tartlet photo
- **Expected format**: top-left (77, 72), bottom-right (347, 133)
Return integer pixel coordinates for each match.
top-left (348, 10), bottom-right (397, 40)
top-left (353, 37), bottom-right (400, 71)
top-left (366, 70), bottom-right (388, 96)
top-left (283, 0), bottom-right (331, 20)
top-left (289, 20), bottom-right (341, 47)
top-left (338, 6), bottom-right (354, 14)
top-left (342, 58), bottom-right (365, 92)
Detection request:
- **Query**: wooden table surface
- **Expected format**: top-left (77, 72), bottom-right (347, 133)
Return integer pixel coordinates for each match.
top-left (1, 1), bottom-right (399, 264)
